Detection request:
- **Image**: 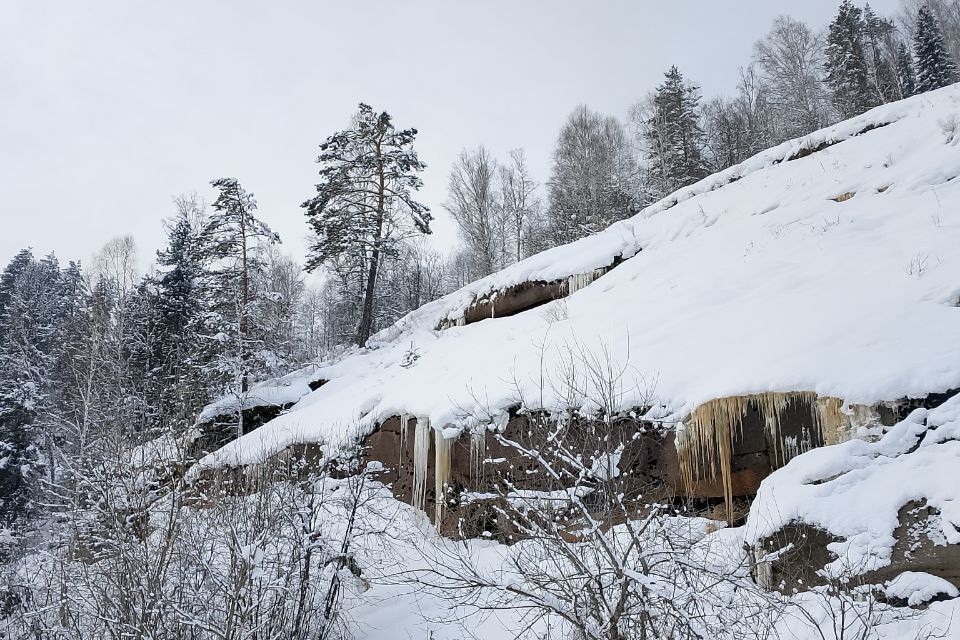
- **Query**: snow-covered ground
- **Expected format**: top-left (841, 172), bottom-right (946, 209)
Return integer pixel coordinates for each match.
top-left (199, 84), bottom-right (960, 471)
top-left (746, 394), bottom-right (960, 593)
top-left (22, 403), bottom-right (960, 639)
top-left (195, 363), bottom-right (326, 424)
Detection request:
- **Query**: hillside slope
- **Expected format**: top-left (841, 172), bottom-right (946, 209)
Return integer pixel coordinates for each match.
top-left (200, 85), bottom-right (960, 470)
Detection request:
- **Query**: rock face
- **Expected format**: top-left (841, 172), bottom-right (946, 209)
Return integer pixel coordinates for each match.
top-left (745, 392), bottom-right (960, 597)
top-left (360, 411), bottom-right (670, 538)
top-left (436, 257), bottom-right (623, 330)
top-left (669, 392), bottom-right (894, 523)
top-left (354, 391), bottom-right (893, 535)
top-left (188, 376), bottom-right (327, 459)
top-left (188, 382), bottom-right (959, 540)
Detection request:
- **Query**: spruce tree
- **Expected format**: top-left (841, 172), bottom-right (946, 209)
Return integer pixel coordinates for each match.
top-left (200, 178), bottom-right (279, 399)
top-left (914, 3), bottom-right (958, 93)
top-left (303, 103), bottom-right (431, 346)
top-left (896, 41), bottom-right (917, 98)
top-left (863, 5), bottom-right (899, 103)
top-left (0, 252), bottom-right (63, 528)
top-left (825, 0), bottom-right (875, 118)
top-left (643, 66), bottom-right (709, 201)
top-left (0, 250), bottom-right (33, 341)
top-left (151, 200), bottom-right (212, 431)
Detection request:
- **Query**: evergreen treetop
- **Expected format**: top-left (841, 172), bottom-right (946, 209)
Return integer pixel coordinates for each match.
top-left (825, 0), bottom-right (875, 118)
top-left (643, 66), bottom-right (708, 201)
top-left (914, 3), bottom-right (958, 93)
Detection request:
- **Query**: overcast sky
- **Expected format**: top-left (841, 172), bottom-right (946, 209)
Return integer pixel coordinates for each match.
top-left (1, 0), bottom-right (901, 272)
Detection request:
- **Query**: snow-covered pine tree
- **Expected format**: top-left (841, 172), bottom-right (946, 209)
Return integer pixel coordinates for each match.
top-left (914, 3), bottom-right (958, 93)
top-left (863, 4), bottom-right (900, 103)
top-left (250, 247), bottom-right (306, 376)
top-left (199, 178), bottom-right (279, 409)
top-left (825, 0), bottom-right (876, 119)
top-left (0, 250), bottom-right (33, 330)
top-left (150, 196), bottom-right (213, 433)
top-left (0, 252), bottom-right (64, 529)
top-left (642, 66), bottom-right (709, 201)
top-left (37, 260), bottom-right (87, 487)
top-left (303, 103), bottom-right (431, 346)
top-left (896, 41), bottom-right (918, 97)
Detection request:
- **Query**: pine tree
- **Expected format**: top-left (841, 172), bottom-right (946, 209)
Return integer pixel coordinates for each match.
top-left (914, 3), bottom-right (958, 93)
top-left (303, 103), bottom-right (431, 346)
top-left (643, 66), bottom-right (709, 201)
top-left (0, 250), bottom-right (33, 340)
top-left (897, 41), bottom-right (918, 98)
top-left (825, 0), bottom-right (876, 119)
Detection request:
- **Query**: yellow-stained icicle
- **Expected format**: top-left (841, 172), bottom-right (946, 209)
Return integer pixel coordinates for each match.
top-left (676, 392), bottom-right (851, 525)
top-left (434, 432), bottom-right (452, 528)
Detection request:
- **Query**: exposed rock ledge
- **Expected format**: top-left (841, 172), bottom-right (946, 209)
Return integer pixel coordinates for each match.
top-left (745, 392), bottom-right (960, 601)
top-left (188, 389), bottom-right (956, 539)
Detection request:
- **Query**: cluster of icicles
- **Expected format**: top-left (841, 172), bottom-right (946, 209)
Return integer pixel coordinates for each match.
top-left (565, 267), bottom-right (607, 296)
top-left (675, 392), bottom-right (868, 523)
top-left (399, 414), bottom-right (485, 529)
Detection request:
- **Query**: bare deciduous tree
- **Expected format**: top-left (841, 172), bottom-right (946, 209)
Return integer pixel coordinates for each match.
top-left (500, 148), bottom-right (541, 262)
top-left (752, 16), bottom-right (834, 143)
top-left (445, 146), bottom-right (508, 279)
top-left (543, 106), bottom-right (638, 249)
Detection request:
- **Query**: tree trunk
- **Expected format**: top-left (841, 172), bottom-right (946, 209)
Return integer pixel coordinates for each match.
top-left (356, 245), bottom-right (380, 345)
top-left (356, 135), bottom-right (387, 346)
top-left (240, 215), bottom-right (250, 395)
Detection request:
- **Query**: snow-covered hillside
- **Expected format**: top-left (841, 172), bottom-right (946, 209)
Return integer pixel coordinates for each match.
top-left (200, 84), bottom-right (960, 469)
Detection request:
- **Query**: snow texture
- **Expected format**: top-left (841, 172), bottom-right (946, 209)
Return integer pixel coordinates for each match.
top-left (199, 85), bottom-right (960, 469)
top-left (195, 363), bottom-right (323, 424)
top-left (744, 394), bottom-right (960, 579)
top-left (885, 571), bottom-right (959, 606)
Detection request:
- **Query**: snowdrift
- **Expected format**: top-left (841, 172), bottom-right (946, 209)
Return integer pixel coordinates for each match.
top-left (198, 84), bottom-right (960, 471)
top-left (745, 394), bottom-right (960, 599)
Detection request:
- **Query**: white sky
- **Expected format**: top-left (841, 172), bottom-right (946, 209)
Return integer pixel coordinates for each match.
top-left (1, 0), bottom-right (901, 272)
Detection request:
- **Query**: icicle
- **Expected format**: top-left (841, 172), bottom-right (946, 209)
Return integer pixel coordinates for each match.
top-left (566, 269), bottom-right (604, 295)
top-left (676, 391), bottom-right (839, 525)
top-left (434, 431), bottom-right (452, 528)
top-left (399, 413), bottom-right (409, 472)
top-left (412, 417), bottom-right (431, 512)
top-left (816, 397), bottom-right (868, 445)
top-left (469, 428), bottom-right (486, 485)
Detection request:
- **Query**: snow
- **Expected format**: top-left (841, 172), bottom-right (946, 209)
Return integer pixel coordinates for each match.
top-left (199, 85), bottom-right (960, 469)
top-left (744, 394), bottom-right (960, 579)
top-left (195, 363), bottom-right (324, 424)
top-left (885, 571), bottom-right (959, 606)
